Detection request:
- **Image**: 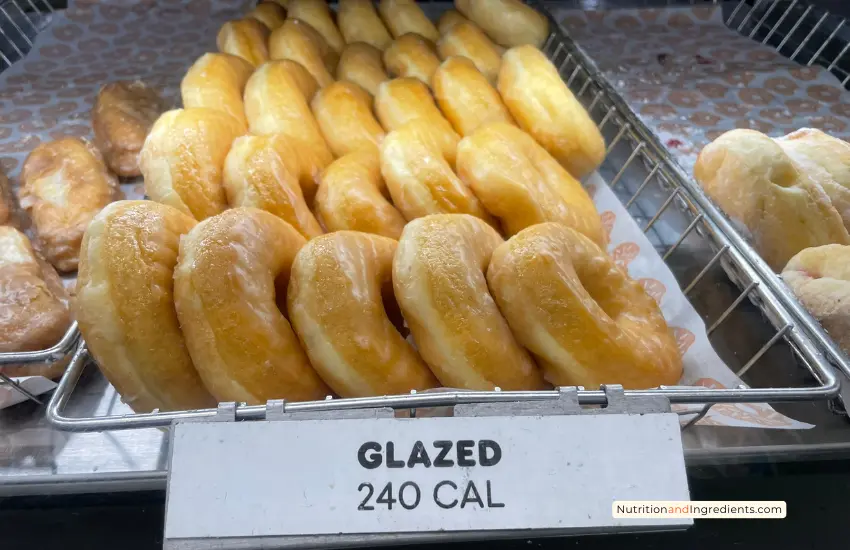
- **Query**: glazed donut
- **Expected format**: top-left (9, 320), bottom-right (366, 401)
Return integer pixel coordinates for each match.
top-left (499, 46), bottom-right (606, 180)
top-left (248, 2), bottom-right (286, 29)
top-left (783, 245), bottom-right (850, 355)
top-left (381, 121), bottom-right (493, 224)
top-left (223, 135), bottom-right (323, 239)
top-left (20, 138), bottom-right (119, 272)
top-left (174, 207), bottom-right (331, 404)
top-left (277, 58), bottom-right (320, 101)
top-left (336, 42), bottom-right (389, 96)
top-left (245, 61), bottom-right (334, 202)
top-left (311, 81), bottom-right (385, 157)
top-left (487, 223), bottom-right (682, 389)
top-left (75, 201), bottom-right (215, 412)
top-left (216, 18), bottom-right (270, 68)
top-left (288, 0), bottom-right (345, 53)
top-left (270, 19), bottom-right (337, 88)
top-left (374, 78), bottom-right (460, 166)
top-left (456, 0), bottom-right (549, 48)
top-left (338, 0), bottom-right (392, 50)
top-left (437, 10), bottom-right (469, 34)
top-left (383, 33), bottom-right (441, 85)
top-left (433, 56), bottom-right (514, 137)
top-left (393, 214), bottom-right (544, 390)
top-left (457, 123), bottom-right (604, 244)
top-left (141, 108), bottom-right (245, 221)
top-left (437, 22), bottom-right (503, 83)
top-left (288, 231), bottom-right (438, 397)
top-left (181, 53), bottom-right (254, 128)
top-left (315, 148), bottom-right (406, 239)
top-left (378, 0), bottom-right (439, 42)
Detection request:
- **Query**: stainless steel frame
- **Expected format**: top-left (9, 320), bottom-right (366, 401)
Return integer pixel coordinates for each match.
top-left (41, 0), bottom-right (846, 433)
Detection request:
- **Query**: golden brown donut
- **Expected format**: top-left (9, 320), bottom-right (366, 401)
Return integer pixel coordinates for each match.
top-left (456, 0), bottom-right (549, 48)
top-left (383, 33), bottom-right (440, 85)
top-left (393, 214), bottom-right (544, 390)
top-left (20, 138), bottom-right (118, 272)
top-left (248, 2), bottom-right (287, 29)
top-left (288, 0), bottom-right (345, 53)
top-left (374, 77), bottom-right (460, 165)
top-left (433, 56), bottom-right (514, 137)
top-left (378, 0), bottom-right (439, 42)
top-left (174, 207), bottom-right (331, 404)
top-left (338, 0), bottom-right (392, 50)
top-left (181, 53), bottom-right (254, 128)
top-left (0, 226), bottom-right (70, 367)
top-left (457, 122), bottom-right (604, 244)
top-left (277, 58), bottom-right (320, 101)
top-left (437, 9), bottom-right (468, 34)
top-left (488, 223), bottom-right (682, 389)
top-left (223, 135), bottom-right (323, 239)
top-left (499, 46), bottom-right (605, 180)
top-left (336, 42), bottom-right (389, 96)
top-left (311, 81), bottom-right (385, 157)
top-left (216, 18), bottom-right (270, 68)
top-left (288, 231), bottom-right (438, 397)
top-left (315, 148), bottom-right (406, 239)
top-left (245, 61), bottom-right (333, 202)
top-left (270, 18), bottom-right (336, 88)
top-left (75, 200), bottom-right (215, 412)
top-left (381, 120), bottom-right (494, 224)
top-left (91, 81), bottom-right (165, 178)
top-left (141, 108), bottom-right (245, 221)
top-left (694, 129), bottom-right (850, 270)
top-left (437, 21), bottom-right (503, 83)
top-left (783, 245), bottom-right (850, 354)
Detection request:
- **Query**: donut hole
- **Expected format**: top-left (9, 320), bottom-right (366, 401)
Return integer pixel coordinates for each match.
top-left (381, 279), bottom-right (409, 338)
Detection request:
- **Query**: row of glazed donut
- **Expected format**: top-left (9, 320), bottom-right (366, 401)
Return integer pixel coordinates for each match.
top-left (74, 203), bottom-right (683, 413)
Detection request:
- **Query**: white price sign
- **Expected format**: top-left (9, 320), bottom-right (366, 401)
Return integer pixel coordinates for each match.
top-left (164, 413), bottom-right (690, 548)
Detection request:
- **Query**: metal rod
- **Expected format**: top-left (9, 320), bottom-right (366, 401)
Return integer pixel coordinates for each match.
top-left (0, 372), bottom-right (43, 404)
top-left (808, 19), bottom-right (845, 66)
top-left (9, 1), bottom-right (38, 38)
top-left (610, 142), bottom-right (645, 190)
top-left (791, 12), bottom-right (830, 61)
top-left (736, 0), bottom-right (765, 32)
top-left (624, 159), bottom-right (658, 207)
top-left (605, 122), bottom-right (630, 154)
top-left (0, 5), bottom-right (32, 49)
top-left (683, 245), bottom-right (729, 295)
top-left (707, 281), bottom-right (760, 336)
top-left (748, 0), bottom-right (782, 39)
top-left (777, 6), bottom-right (815, 52)
top-left (577, 76), bottom-right (594, 98)
top-left (764, 0), bottom-right (800, 44)
top-left (597, 106), bottom-right (617, 132)
top-left (681, 404), bottom-right (714, 430)
top-left (662, 213), bottom-right (703, 261)
top-left (827, 39), bottom-right (850, 71)
top-left (736, 325), bottom-right (793, 378)
top-left (558, 52), bottom-right (574, 73)
top-left (0, 322), bottom-right (79, 366)
top-left (587, 90), bottom-right (605, 113)
top-left (725, 0), bottom-right (749, 27)
top-left (643, 188), bottom-right (680, 234)
top-left (566, 64), bottom-right (583, 87)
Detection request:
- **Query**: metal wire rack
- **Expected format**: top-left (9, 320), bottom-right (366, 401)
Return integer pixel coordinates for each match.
top-left (39, 0), bottom-right (847, 432)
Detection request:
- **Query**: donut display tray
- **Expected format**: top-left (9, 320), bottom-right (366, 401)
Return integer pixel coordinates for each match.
top-left (2, 0), bottom-right (850, 497)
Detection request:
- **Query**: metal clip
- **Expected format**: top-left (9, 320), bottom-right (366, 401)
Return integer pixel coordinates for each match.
top-left (265, 399), bottom-right (287, 421)
top-left (599, 384), bottom-right (670, 414)
top-left (212, 402), bottom-right (238, 422)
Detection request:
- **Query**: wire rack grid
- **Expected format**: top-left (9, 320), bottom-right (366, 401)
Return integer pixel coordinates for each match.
top-left (39, 0), bottom-right (845, 432)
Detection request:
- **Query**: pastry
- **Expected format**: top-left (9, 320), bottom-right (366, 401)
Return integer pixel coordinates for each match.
top-left (91, 81), bottom-right (165, 178)
top-left (378, 0), bottom-right (439, 42)
top-left (374, 77), bottom-right (460, 165)
top-left (244, 61), bottom-right (334, 202)
top-left (75, 201), bottom-right (215, 412)
top-left (694, 129), bottom-right (850, 270)
top-left (393, 214), bottom-right (544, 390)
top-left (456, 0), bottom-right (549, 48)
top-left (288, 0), bottom-right (345, 53)
top-left (0, 226), bottom-right (70, 377)
top-left (216, 18), bottom-right (270, 68)
top-left (270, 18), bottom-right (336, 88)
top-left (783, 245), bottom-right (850, 354)
top-left (336, 42), bottom-right (389, 96)
top-left (433, 56), bottom-right (514, 137)
top-left (457, 122), bottom-right (604, 244)
top-left (181, 52), bottom-right (254, 128)
top-left (499, 45), bottom-right (606, 179)
top-left (247, 2), bottom-right (286, 29)
top-left (381, 121), bottom-right (494, 224)
top-left (383, 33), bottom-right (441, 85)
top-left (141, 108), bottom-right (245, 221)
top-left (0, 170), bottom-right (19, 227)
top-left (436, 21), bottom-right (503, 83)
top-left (775, 128), bottom-right (850, 231)
top-left (437, 9), bottom-right (468, 34)
top-left (311, 81), bottom-right (385, 157)
top-left (487, 223), bottom-right (682, 389)
top-left (277, 58), bottom-right (320, 100)
top-left (223, 135), bottom-right (323, 239)
top-left (315, 148), bottom-right (406, 239)
top-left (20, 138), bottom-right (118, 272)
top-left (338, 0), bottom-right (392, 50)
top-left (288, 231), bottom-right (438, 397)
top-left (174, 207), bottom-right (331, 404)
